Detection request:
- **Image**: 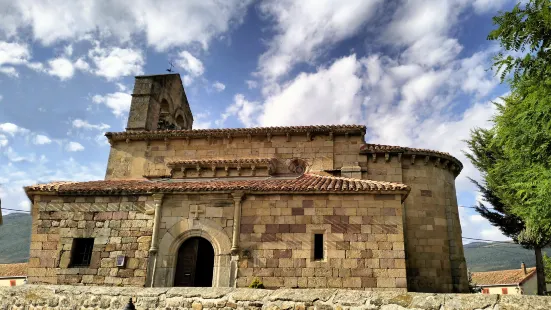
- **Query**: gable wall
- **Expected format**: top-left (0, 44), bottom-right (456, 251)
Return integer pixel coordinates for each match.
top-left (105, 134), bottom-right (364, 179)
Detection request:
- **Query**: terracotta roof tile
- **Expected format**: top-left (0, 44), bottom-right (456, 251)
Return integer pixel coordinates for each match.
top-left (106, 125), bottom-right (366, 141)
top-left (471, 267), bottom-right (536, 286)
top-left (360, 143), bottom-right (463, 171)
top-left (25, 174), bottom-right (409, 196)
top-left (0, 263), bottom-right (28, 277)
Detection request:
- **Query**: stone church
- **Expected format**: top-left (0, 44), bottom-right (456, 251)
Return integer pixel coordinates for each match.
top-left (24, 73), bottom-right (468, 292)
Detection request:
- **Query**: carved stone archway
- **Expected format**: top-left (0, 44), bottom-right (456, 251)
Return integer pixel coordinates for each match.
top-left (153, 218), bottom-right (232, 287)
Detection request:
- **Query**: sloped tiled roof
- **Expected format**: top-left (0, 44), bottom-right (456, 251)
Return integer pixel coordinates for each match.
top-left (0, 263), bottom-right (27, 277)
top-left (106, 125), bottom-right (366, 141)
top-left (25, 174), bottom-right (409, 197)
top-left (360, 143), bottom-right (463, 171)
top-left (471, 267), bottom-right (536, 286)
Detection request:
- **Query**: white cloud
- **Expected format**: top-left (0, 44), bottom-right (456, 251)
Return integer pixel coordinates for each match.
top-left (74, 58), bottom-right (90, 71)
top-left (0, 123), bottom-right (29, 136)
top-left (401, 36), bottom-right (463, 67)
top-left (472, 0), bottom-right (511, 14)
top-left (0, 134), bottom-right (8, 147)
top-left (72, 119), bottom-right (110, 131)
top-left (115, 83), bottom-right (127, 92)
top-left (176, 51), bottom-right (204, 77)
top-left (245, 80), bottom-right (258, 89)
top-left (0, 66), bottom-right (18, 77)
top-left (89, 45), bottom-right (144, 80)
top-left (3, 147), bottom-right (35, 162)
top-left (470, 214), bottom-right (486, 223)
top-left (63, 45), bottom-right (73, 57)
top-left (0, 41), bottom-right (30, 66)
top-left (383, 0), bottom-right (464, 47)
top-left (259, 54), bottom-right (363, 126)
top-left (33, 134), bottom-right (52, 145)
top-left (0, 41), bottom-right (31, 77)
top-left (481, 227), bottom-right (511, 241)
top-left (193, 112), bottom-right (212, 129)
top-left (219, 94), bottom-right (262, 128)
top-left (0, 155), bottom-right (105, 219)
top-left (47, 57), bottom-right (75, 80)
top-left (258, 0), bottom-right (383, 81)
top-left (212, 81), bottom-right (226, 92)
top-left (92, 92), bottom-right (132, 117)
top-left (0, 0), bottom-right (253, 51)
top-left (182, 75), bottom-right (193, 87)
top-left (66, 141), bottom-right (84, 152)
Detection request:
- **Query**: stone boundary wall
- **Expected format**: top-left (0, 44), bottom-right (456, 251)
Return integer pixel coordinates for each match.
top-left (1, 286), bottom-right (548, 310)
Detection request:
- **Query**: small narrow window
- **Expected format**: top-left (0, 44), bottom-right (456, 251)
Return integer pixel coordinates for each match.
top-left (482, 288), bottom-right (489, 294)
top-left (70, 238), bottom-right (94, 267)
top-left (314, 234), bottom-right (324, 260)
top-left (9, 280), bottom-right (16, 286)
top-left (501, 287), bottom-right (508, 295)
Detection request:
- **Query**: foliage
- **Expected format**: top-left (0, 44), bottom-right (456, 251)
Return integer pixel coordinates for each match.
top-left (543, 253), bottom-right (551, 283)
top-left (490, 85), bottom-right (551, 232)
top-left (464, 128), bottom-right (527, 245)
top-left (249, 278), bottom-right (265, 289)
top-left (489, 0), bottom-right (551, 85)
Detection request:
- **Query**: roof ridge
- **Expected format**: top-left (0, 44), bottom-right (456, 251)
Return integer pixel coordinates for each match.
top-left (106, 124), bottom-right (366, 137)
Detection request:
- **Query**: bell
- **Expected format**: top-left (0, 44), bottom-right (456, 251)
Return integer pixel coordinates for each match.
top-left (124, 298), bottom-right (136, 310)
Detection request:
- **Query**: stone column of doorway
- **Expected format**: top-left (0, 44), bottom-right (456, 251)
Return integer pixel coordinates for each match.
top-left (147, 193), bottom-right (164, 287)
top-left (230, 192), bottom-right (244, 287)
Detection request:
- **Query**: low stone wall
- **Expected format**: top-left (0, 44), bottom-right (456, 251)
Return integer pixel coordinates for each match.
top-left (1, 286), bottom-right (550, 310)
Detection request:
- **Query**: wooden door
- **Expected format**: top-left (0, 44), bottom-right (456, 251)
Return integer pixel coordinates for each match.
top-left (174, 237), bottom-right (214, 287)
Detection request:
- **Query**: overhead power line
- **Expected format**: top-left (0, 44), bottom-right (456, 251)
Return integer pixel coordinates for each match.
top-left (462, 237), bottom-right (515, 244)
top-left (1, 208), bottom-right (31, 213)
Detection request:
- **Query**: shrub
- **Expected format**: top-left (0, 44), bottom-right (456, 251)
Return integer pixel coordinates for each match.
top-left (249, 278), bottom-right (265, 289)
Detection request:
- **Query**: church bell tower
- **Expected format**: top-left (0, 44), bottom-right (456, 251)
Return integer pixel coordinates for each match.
top-left (126, 73), bottom-right (193, 131)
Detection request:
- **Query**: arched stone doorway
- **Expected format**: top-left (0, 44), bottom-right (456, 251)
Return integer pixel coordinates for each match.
top-left (174, 237), bottom-right (215, 287)
top-left (154, 218), bottom-right (233, 287)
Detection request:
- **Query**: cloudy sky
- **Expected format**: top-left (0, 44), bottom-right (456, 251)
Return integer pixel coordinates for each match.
top-left (0, 0), bottom-right (516, 243)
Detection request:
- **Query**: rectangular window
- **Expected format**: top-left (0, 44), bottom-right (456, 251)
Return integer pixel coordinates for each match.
top-left (502, 287), bottom-right (508, 294)
top-left (482, 288), bottom-right (489, 294)
top-left (314, 234), bottom-right (324, 260)
top-left (9, 280), bottom-right (16, 286)
top-left (70, 238), bottom-right (94, 267)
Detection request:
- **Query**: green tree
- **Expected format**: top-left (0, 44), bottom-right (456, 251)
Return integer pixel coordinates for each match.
top-left (489, 0), bottom-right (551, 85)
top-left (468, 0), bottom-right (551, 295)
top-left (465, 127), bottom-right (550, 295)
top-left (543, 253), bottom-right (551, 283)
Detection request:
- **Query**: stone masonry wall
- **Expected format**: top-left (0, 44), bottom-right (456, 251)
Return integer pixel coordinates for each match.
top-left (238, 194), bottom-right (406, 290)
top-left (28, 195), bottom-right (155, 286)
top-left (0, 285), bottom-right (547, 310)
top-left (401, 161), bottom-right (468, 293)
top-left (154, 193), bottom-right (235, 287)
top-left (363, 153), bottom-right (468, 293)
top-left (105, 134), bottom-right (364, 180)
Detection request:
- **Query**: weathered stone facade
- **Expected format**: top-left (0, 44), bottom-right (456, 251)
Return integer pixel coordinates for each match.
top-left (28, 195), bottom-right (155, 286)
top-left (1, 285), bottom-right (547, 310)
top-left (24, 73), bottom-right (468, 293)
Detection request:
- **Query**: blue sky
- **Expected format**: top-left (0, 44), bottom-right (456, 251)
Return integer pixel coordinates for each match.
top-left (0, 0), bottom-right (517, 243)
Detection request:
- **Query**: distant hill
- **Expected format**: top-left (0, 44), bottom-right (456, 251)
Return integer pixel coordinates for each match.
top-left (464, 241), bottom-right (551, 272)
top-left (0, 213), bottom-right (32, 263)
top-left (0, 212), bottom-right (549, 273)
